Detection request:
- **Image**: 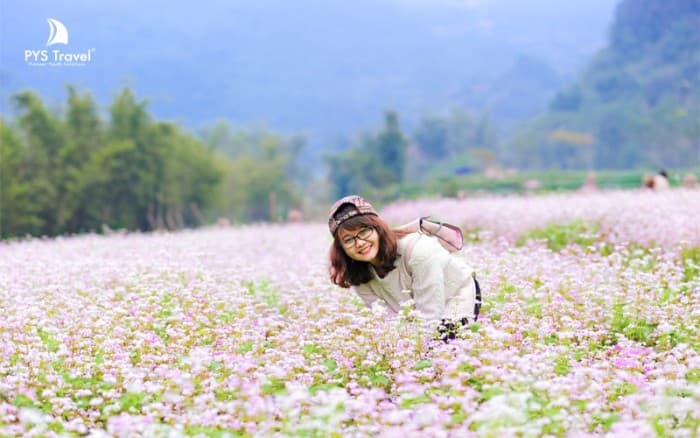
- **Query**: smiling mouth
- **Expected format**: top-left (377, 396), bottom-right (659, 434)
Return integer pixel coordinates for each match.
top-left (357, 245), bottom-right (372, 255)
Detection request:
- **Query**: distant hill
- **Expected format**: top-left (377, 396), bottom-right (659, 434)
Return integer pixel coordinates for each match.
top-left (1, 0), bottom-right (617, 163)
top-left (509, 0), bottom-right (700, 170)
top-left (454, 54), bottom-right (565, 133)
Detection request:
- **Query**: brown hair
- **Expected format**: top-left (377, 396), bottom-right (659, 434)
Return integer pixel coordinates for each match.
top-left (329, 211), bottom-right (411, 288)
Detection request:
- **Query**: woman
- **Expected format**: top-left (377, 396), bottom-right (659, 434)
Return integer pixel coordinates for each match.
top-left (328, 195), bottom-right (480, 339)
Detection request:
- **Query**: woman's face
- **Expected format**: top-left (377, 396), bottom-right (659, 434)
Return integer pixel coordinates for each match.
top-left (337, 226), bottom-right (380, 265)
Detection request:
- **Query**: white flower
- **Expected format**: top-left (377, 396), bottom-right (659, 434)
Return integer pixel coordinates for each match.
top-left (125, 381), bottom-right (144, 393)
top-left (18, 408), bottom-right (44, 425)
top-left (89, 397), bottom-right (104, 407)
top-left (371, 302), bottom-right (388, 316)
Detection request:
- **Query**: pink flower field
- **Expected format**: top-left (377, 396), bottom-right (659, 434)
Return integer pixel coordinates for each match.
top-left (1, 189), bottom-right (699, 436)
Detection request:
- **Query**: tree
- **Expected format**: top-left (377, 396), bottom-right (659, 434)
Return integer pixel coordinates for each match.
top-left (81, 140), bottom-right (143, 229)
top-left (2, 87), bottom-right (227, 237)
top-left (374, 111), bottom-right (408, 185)
top-left (158, 124), bottom-right (223, 227)
top-left (0, 119), bottom-right (44, 237)
top-left (326, 111), bottom-right (409, 198)
top-left (11, 91), bottom-right (65, 235)
top-left (414, 116), bottom-right (449, 160)
top-left (57, 86), bottom-right (104, 231)
top-left (325, 147), bottom-right (376, 199)
top-left (201, 122), bottom-right (304, 221)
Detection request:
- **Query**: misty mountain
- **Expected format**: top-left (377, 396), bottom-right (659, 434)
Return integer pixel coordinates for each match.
top-left (0, 0), bottom-right (617, 154)
top-left (509, 0), bottom-right (700, 170)
top-left (453, 54), bottom-right (565, 132)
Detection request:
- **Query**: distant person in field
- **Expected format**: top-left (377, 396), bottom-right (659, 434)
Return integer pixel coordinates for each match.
top-left (286, 209), bottom-right (303, 222)
top-left (642, 170), bottom-right (671, 190)
top-left (682, 173), bottom-right (698, 189)
top-left (327, 195), bottom-right (481, 341)
top-left (578, 172), bottom-right (599, 193)
top-left (653, 169), bottom-right (670, 190)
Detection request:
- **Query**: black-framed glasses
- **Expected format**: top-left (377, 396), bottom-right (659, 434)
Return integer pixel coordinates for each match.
top-left (340, 227), bottom-right (374, 248)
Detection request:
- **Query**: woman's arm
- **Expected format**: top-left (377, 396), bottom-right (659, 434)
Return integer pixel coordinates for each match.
top-left (354, 283), bottom-right (381, 309)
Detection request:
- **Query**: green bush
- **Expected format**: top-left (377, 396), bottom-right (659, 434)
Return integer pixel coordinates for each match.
top-left (517, 220), bottom-right (601, 251)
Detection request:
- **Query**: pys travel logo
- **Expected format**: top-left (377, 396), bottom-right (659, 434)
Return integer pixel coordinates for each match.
top-left (24, 18), bottom-right (95, 67)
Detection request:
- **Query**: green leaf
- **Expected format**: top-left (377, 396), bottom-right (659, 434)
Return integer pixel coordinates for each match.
top-left (554, 355), bottom-right (572, 375)
top-left (261, 378), bottom-right (287, 395)
top-left (237, 341), bottom-right (254, 354)
top-left (323, 359), bottom-right (338, 372)
top-left (400, 393), bottom-right (431, 408)
top-left (414, 359), bottom-right (432, 371)
top-left (118, 392), bottom-right (146, 412)
top-left (12, 394), bottom-right (36, 408)
top-left (37, 328), bottom-right (60, 352)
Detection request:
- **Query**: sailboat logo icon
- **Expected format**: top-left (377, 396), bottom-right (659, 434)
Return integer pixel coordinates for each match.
top-left (46, 18), bottom-right (69, 46)
top-left (25, 17), bottom-right (93, 66)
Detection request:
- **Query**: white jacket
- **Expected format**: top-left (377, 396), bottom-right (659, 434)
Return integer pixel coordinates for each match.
top-left (354, 232), bottom-right (477, 322)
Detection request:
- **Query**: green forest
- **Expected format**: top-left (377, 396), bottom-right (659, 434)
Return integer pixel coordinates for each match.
top-left (1, 87), bottom-right (503, 237)
top-left (0, 88), bottom-right (308, 237)
top-left (1, 0), bottom-right (698, 238)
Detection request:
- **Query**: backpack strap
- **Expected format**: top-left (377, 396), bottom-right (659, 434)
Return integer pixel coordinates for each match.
top-left (402, 233), bottom-right (422, 275)
top-left (419, 217), bottom-right (464, 251)
top-left (473, 272), bottom-right (482, 322)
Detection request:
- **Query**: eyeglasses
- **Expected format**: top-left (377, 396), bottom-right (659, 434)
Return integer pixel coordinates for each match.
top-left (340, 227), bottom-right (374, 248)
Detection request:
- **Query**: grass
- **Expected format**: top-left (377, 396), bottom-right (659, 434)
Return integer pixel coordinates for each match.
top-left (516, 220), bottom-right (600, 252)
top-left (367, 167), bottom-right (700, 205)
top-left (680, 247), bottom-right (700, 281)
